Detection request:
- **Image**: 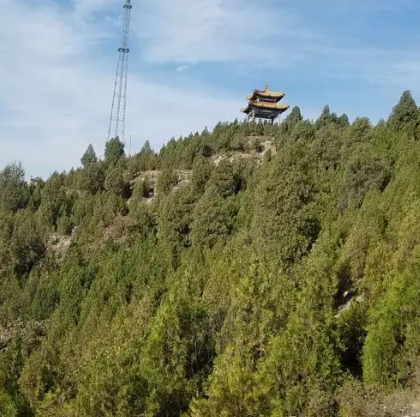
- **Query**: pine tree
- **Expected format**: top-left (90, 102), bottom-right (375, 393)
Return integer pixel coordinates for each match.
top-left (141, 140), bottom-right (152, 153)
top-left (105, 165), bottom-right (129, 198)
top-left (0, 162), bottom-right (28, 213)
top-left (105, 137), bottom-right (125, 165)
top-left (78, 162), bottom-right (105, 194)
top-left (315, 105), bottom-right (334, 129)
top-left (279, 105), bottom-right (303, 136)
top-left (337, 113), bottom-right (350, 128)
top-left (287, 106), bottom-right (303, 126)
top-left (80, 143), bottom-right (98, 167)
top-left (388, 90), bottom-right (419, 134)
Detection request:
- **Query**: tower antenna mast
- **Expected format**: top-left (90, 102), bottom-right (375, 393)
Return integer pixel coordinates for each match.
top-left (107, 0), bottom-right (133, 142)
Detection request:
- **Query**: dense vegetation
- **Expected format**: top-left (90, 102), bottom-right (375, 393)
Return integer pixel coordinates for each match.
top-left (1, 91), bottom-right (420, 416)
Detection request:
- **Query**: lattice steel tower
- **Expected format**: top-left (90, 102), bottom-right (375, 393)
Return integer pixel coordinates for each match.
top-left (107, 0), bottom-right (133, 142)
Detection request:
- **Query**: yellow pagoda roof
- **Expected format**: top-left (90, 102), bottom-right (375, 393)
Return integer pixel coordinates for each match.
top-left (247, 84), bottom-right (285, 102)
top-left (241, 101), bottom-right (290, 113)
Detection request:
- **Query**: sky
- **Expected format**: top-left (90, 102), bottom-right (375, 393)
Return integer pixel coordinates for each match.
top-left (1, 0), bottom-right (420, 178)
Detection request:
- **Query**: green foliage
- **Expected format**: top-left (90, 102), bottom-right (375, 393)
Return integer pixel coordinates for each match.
top-left (363, 258), bottom-right (420, 388)
top-left (191, 158), bottom-right (213, 195)
top-left (0, 392), bottom-right (17, 417)
top-left (136, 140), bottom-right (158, 172)
top-left (104, 137), bottom-right (125, 165)
top-left (0, 162), bottom-right (29, 213)
top-left (156, 168), bottom-right (178, 196)
top-left (140, 296), bottom-right (214, 417)
top-left (345, 117), bottom-right (373, 149)
top-left (387, 90), bottom-right (419, 136)
top-left (316, 105), bottom-right (336, 129)
top-left (281, 105), bottom-right (303, 134)
top-left (104, 164), bottom-right (130, 198)
top-left (80, 144), bottom-right (98, 167)
top-left (0, 333), bottom-right (36, 416)
top-left (132, 176), bottom-right (152, 199)
top-left (37, 172), bottom-right (66, 229)
top-left (2, 92), bottom-right (420, 416)
top-left (10, 211), bottom-right (45, 278)
top-left (157, 186), bottom-right (196, 252)
top-left (290, 119), bottom-right (315, 141)
top-left (207, 160), bottom-right (243, 198)
top-left (28, 178), bottom-right (44, 212)
top-left (251, 139), bottom-right (321, 266)
top-left (78, 162), bottom-right (105, 195)
top-left (337, 113), bottom-right (350, 128)
top-left (340, 144), bottom-right (391, 210)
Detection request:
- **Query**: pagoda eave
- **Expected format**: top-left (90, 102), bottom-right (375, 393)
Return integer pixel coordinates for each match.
top-left (247, 91), bottom-right (285, 102)
top-left (241, 102), bottom-right (290, 113)
top-left (241, 107), bottom-right (289, 120)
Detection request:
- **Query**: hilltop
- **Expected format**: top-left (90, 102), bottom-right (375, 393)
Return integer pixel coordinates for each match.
top-left (1, 91), bottom-right (420, 416)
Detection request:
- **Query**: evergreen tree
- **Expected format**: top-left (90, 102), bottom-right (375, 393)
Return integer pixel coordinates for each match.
top-left (105, 137), bottom-right (125, 165)
top-left (287, 106), bottom-right (303, 126)
top-left (10, 210), bottom-right (45, 277)
top-left (290, 120), bottom-right (315, 141)
top-left (141, 140), bottom-right (152, 153)
top-left (0, 162), bottom-right (28, 213)
top-left (337, 113), bottom-right (350, 128)
top-left (388, 90), bottom-right (419, 134)
top-left (80, 143), bottom-right (98, 167)
top-left (192, 158), bottom-right (213, 195)
top-left (79, 162), bottom-right (105, 194)
top-left (2, 91), bottom-right (420, 416)
top-left (156, 168), bottom-right (178, 196)
top-left (315, 105), bottom-right (334, 129)
top-left (105, 165), bottom-right (129, 198)
top-left (38, 172), bottom-right (66, 229)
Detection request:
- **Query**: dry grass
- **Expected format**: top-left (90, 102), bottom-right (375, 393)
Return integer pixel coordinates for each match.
top-left (338, 379), bottom-right (420, 417)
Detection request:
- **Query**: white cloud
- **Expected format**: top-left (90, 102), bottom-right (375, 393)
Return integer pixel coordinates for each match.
top-left (176, 65), bottom-right (189, 72)
top-left (70, 0), bottom-right (118, 18)
top-left (133, 0), bottom-right (420, 88)
top-left (134, 0), bottom-right (310, 65)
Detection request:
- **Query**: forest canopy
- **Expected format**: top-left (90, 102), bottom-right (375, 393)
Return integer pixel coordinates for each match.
top-left (1, 91), bottom-right (420, 416)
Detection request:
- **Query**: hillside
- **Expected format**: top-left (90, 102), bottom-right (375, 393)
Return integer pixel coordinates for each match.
top-left (1, 92), bottom-right (420, 416)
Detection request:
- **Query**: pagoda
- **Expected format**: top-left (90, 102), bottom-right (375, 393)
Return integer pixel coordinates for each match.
top-left (241, 84), bottom-right (290, 124)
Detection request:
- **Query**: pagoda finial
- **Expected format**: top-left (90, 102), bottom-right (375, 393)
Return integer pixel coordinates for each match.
top-left (264, 83), bottom-right (268, 91)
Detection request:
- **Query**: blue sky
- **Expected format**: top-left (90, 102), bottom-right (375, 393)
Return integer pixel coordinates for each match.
top-left (0, 0), bottom-right (420, 178)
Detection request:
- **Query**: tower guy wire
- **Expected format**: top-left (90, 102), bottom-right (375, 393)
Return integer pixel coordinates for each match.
top-left (107, 0), bottom-right (133, 143)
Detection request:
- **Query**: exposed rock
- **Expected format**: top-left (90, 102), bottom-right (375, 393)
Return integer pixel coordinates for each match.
top-left (0, 319), bottom-right (46, 352)
top-left (47, 232), bottom-right (73, 259)
top-left (130, 169), bottom-right (192, 201)
top-left (213, 137), bottom-right (276, 167)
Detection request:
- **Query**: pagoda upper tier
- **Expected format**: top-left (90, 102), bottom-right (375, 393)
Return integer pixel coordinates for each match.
top-left (241, 84), bottom-right (290, 122)
top-left (247, 84), bottom-right (286, 102)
